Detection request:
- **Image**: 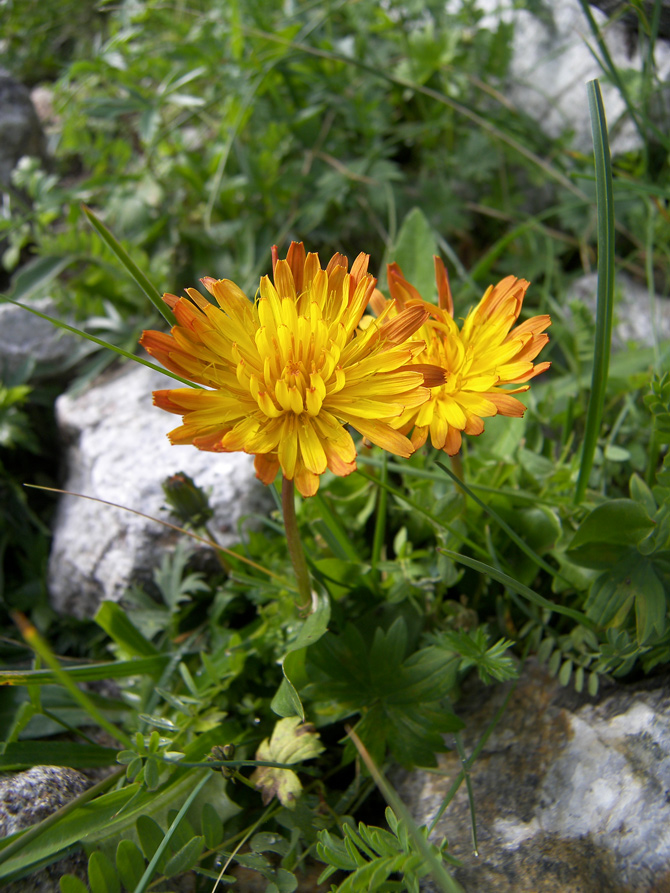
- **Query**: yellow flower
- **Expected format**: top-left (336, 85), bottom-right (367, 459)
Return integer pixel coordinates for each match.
top-left (140, 242), bottom-right (441, 497)
top-left (372, 259), bottom-right (551, 455)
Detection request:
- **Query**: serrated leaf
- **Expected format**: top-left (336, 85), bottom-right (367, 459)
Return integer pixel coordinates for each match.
top-left (164, 835), bottom-right (204, 877)
top-left (116, 839), bottom-right (145, 891)
top-left (88, 850), bottom-right (120, 893)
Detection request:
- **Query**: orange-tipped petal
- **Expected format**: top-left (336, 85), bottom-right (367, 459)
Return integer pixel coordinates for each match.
top-left (434, 256), bottom-right (453, 316)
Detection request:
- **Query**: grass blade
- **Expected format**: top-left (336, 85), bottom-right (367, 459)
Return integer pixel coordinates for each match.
top-left (574, 80), bottom-right (615, 504)
top-left (0, 656), bottom-right (168, 686)
top-left (81, 205), bottom-right (176, 327)
top-left (346, 727), bottom-right (463, 893)
top-left (0, 741), bottom-right (119, 770)
top-left (133, 772), bottom-right (210, 893)
top-left (0, 297), bottom-right (199, 389)
top-left (11, 613), bottom-right (133, 750)
top-left (436, 461), bottom-right (568, 585)
top-left (439, 549), bottom-right (596, 629)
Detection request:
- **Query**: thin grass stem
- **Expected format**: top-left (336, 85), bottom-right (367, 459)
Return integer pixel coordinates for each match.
top-left (574, 80), bottom-right (615, 504)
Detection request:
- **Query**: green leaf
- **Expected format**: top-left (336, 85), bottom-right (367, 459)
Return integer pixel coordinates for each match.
top-left (634, 563), bottom-right (666, 644)
top-left (81, 205), bottom-right (175, 326)
top-left (94, 602), bottom-right (161, 658)
top-left (575, 79), bottom-right (615, 504)
top-left (569, 499), bottom-right (655, 550)
top-left (585, 566), bottom-right (635, 628)
top-left (270, 674), bottom-right (304, 721)
top-left (201, 803), bottom-right (223, 850)
top-left (0, 741), bottom-right (118, 770)
top-left (144, 757), bottom-right (160, 790)
top-left (88, 850), bottom-right (120, 893)
top-left (116, 839), bottom-right (146, 892)
top-left (136, 815), bottom-right (169, 869)
top-left (0, 656), bottom-right (168, 685)
top-left (7, 254), bottom-right (73, 302)
top-left (59, 876), bottom-right (89, 893)
top-left (250, 717), bottom-right (325, 808)
top-left (630, 474), bottom-right (657, 517)
top-left (250, 832), bottom-right (290, 856)
top-left (271, 591), bottom-right (330, 720)
top-left (163, 835), bottom-right (205, 877)
top-left (387, 207), bottom-right (438, 301)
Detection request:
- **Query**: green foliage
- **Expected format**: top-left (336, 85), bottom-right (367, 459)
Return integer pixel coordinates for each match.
top-left (317, 807), bottom-right (453, 893)
top-left (306, 617), bottom-right (463, 767)
top-left (3, 1), bottom-right (670, 890)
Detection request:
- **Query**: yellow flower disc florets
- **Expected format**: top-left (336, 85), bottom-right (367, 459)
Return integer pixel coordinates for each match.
top-left (141, 242), bottom-right (438, 496)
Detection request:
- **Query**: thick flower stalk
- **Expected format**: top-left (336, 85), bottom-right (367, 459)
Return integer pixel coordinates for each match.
top-left (372, 259), bottom-right (551, 456)
top-left (140, 242), bottom-right (440, 497)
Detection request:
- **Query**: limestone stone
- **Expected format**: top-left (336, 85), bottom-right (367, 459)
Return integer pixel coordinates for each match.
top-left (0, 69), bottom-right (47, 187)
top-left (398, 662), bottom-right (670, 892)
top-left (0, 766), bottom-right (90, 893)
top-left (48, 360), bottom-right (270, 617)
top-left (472, 0), bottom-right (670, 154)
top-left (571, 272), bottom-right (670, 348)
top-left (0, 297), bottom-right (77, 380)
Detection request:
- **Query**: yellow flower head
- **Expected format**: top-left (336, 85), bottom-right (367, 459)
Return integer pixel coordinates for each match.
top-left (140, 242), bottom-right (442, 497)
top-left (371, 259), bottom-right (551, 456)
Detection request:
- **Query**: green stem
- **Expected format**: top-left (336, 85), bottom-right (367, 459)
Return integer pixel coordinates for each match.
top-left (281, 477), bottom-right (312, 608)
top-left (371, 452), bottom-right (388, 582)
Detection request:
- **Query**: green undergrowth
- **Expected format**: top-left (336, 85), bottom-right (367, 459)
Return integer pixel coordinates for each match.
top-left (1, 1), bottom-right (670, 891)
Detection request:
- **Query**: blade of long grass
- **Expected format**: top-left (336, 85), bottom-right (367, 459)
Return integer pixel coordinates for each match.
top-left (11, 613), bottom-right (133, 749)
top-left (574, 80), bottom-right (615, 504)
top-left (346, 727), bottom-right (463, 893)
top-left (355, 468), bottom-right (491, 562)
top-left (439, 549), bottom-right (596, 629)
top-left (436, 461), bottom-right (569, 586)
top-left (0, 656), bottom-right (168, 686)
top-left (133, 771), bottom-right (210, 893)
top-left (371, 452), bottom-right (388, 578)
top-left (25, 485), bottom-right (291, 587)
top-left (81, 205), bottom-right (176, 327)
top-left (453, 732), bottom-right (477, 856)
top-left (577, 1), bottom-right (647, 146)
top-left (0, 298), bottom-right (199, 389)
top-left (428, 679), bottom-right (518, 833)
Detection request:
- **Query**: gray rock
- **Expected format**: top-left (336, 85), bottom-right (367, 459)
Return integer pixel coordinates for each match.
top-left (48, 360), bottom-right (270, 618)
top-left (473, 0), bottom-right (670, 154)
top-left (571, 272), bottom-right (670, 348)
top-left (0, 765), bottom-right (90, 838)
top-left (0, 69), bottom-right (48, 188)
top-left (0, 297), bottom-right (77, 380)
top-left (0, 766), bottom-right (90, 893)
top-left (398, 662), bottom-right (670, 892)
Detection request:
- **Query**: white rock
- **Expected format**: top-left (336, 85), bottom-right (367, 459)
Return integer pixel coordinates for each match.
top-left (0, 298), bottom-right (77, 379)
top-left (48, 360), bottom-right (269, 617)
top-left (571, 271), bottom-right (670, 347)
top-left (465, 0), bottom-right (670, 153)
